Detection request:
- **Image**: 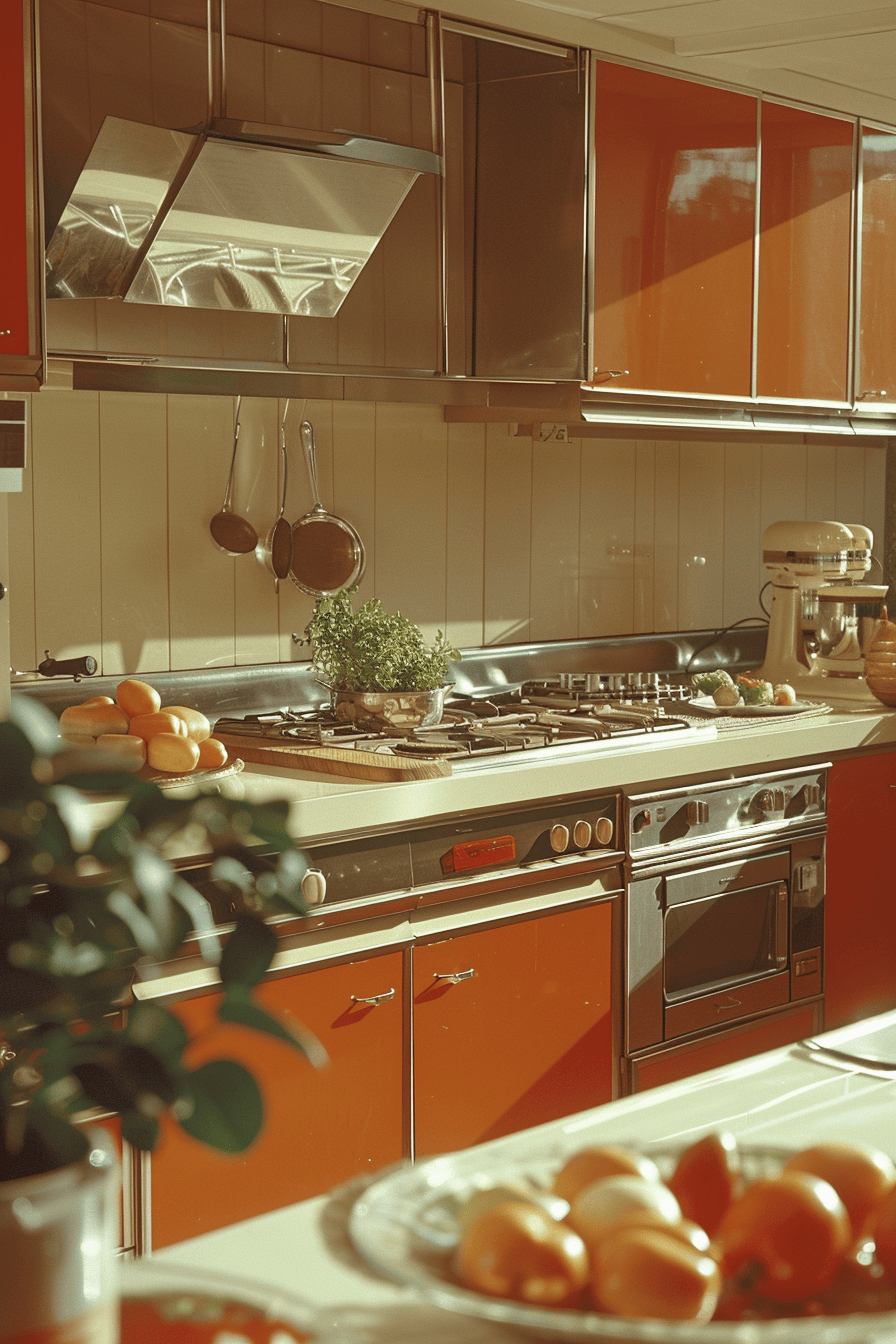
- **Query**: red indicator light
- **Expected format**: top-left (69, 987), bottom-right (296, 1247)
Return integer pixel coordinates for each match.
top-left (442, 835), bottom-right (516, 874)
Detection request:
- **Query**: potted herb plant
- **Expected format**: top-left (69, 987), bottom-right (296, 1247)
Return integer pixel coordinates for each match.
top-left (303, 590), bottom-right (460, 730)
top-left (0, 695), bottom-right (321, 1341)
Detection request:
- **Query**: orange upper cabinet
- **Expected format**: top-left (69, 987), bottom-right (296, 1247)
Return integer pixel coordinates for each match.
top-left (857, 126), bottom-right (896, 407)
top-left (0, 0), bottom-right (42, 389)
top-left (757, 102), bottom-right (854, 404)
top-left (592, 60), bottom-right (757, 398)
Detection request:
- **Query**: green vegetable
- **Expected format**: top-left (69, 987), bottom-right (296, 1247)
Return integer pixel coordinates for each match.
top-left (304, 590), bottom-right (460, 692)
top-left (691, 669), bottom-right (735, 694)
top-left (736, 675), bottom-right (774, 705)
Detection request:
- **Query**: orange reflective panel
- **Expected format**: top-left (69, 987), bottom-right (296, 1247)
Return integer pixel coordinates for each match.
top-left (757, 102), bottom-right (853, 402)
top-left (593, 61), bottom-right (757, 397)
top-left (858, 126), bottom-right (896, 406)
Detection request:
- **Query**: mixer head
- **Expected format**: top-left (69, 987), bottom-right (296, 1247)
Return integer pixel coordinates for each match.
top-left (761, 520), bottom-right (853, 589)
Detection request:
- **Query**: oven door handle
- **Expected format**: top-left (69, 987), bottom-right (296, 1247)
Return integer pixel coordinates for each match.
top-left (774, 881), bottom-right (789, 968)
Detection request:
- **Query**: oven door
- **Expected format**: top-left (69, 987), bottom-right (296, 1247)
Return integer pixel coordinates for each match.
top-left (628, 848), bottom-right (793, 1052)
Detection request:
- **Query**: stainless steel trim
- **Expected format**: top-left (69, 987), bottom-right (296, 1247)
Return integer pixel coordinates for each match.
top-left (441, 18), bottom-right (574, 59)
top-left (585, 52), bottom-right (596, 384)
top-left (855, 119), bottom-right (867, 407)
top-left (848, 116), bottom-right (858, 406)
top-left (430, 11), bottom-right (448, 376)
top-left (752, 98), bottom-right (761, 401)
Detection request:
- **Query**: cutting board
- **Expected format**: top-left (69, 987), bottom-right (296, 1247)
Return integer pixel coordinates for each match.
top-left (213, 733), bottom-right (452, 781)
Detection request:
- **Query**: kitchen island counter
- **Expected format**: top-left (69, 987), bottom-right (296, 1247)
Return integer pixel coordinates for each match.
top-left (155, 1008), bottom-right (896, 1342)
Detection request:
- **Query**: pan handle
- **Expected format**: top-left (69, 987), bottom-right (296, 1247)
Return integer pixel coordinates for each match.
top-left (300, 420), bottom-right (324, 511)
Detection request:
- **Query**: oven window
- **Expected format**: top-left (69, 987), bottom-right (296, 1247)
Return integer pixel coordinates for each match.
top-left (664, 884), bottom-right (782, 1001)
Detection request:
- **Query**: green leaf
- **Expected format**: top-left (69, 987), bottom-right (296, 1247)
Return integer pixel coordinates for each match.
top-left (177, 1059), bottom-right (264, 1153)
top-left (218, 983), bottom-right (327, 1068)
top-left (124, 1000), bottom-right (189, 1061)
top-left (119, 1110), bottom-right (160, 1153)
top-left (219, 916), bottom-right (277, 988)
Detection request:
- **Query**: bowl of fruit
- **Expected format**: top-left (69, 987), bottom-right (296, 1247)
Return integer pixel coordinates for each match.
top-left (348, 1131), bottom-right (896, 1342)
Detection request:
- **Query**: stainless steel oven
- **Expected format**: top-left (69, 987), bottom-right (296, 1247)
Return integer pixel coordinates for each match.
top-left (625, 765), bottom-right (827, 1080)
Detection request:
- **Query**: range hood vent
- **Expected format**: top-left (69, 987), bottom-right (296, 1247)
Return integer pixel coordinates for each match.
top-left (46, 116), bottom-right (441, 318)
top-left (580, 389), bottom-right (896, 438)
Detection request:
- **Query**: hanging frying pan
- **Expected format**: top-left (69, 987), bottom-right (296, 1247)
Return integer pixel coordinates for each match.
top-left (255, 400), bottom-right (293, 591)
top-left (289, 420), bottom-right (365, 597)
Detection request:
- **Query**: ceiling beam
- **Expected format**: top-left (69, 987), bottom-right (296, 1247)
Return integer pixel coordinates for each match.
top-left (675, 5), bottom-right (896, 57)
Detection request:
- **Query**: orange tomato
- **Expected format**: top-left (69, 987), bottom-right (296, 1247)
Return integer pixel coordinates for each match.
top-left (668, 1131), bottom-right (743, 1238)
top-left (601, 1209), bottom-right (711, 1255)
top-left (552, 1145), bottom-right (660, 1203)
top-left (116, 678), bottom-right (161, 718)
top-left (591, 1225), bottom-right (721, 1321)
top-left (568, 1175), bottom-right (681, 1250)
top-left (455, 1200), bottom-right (589, 1307)
top-left (715, 1170), bottom-right (851, 1303)
top-left (783, 1142), bottom-right (896, 1242)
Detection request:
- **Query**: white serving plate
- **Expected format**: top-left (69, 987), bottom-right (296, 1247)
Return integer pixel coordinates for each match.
top-left (348, 1142), bottom-right (896, 1344)
top-left (690, 697), bottom-right (817, 718)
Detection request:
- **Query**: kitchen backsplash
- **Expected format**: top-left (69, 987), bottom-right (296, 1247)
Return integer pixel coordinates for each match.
top-left (4, 388), bottom-right (886, 677)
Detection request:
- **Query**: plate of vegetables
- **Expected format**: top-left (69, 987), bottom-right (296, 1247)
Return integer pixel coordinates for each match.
top-left (690, 671), bottom-right (816, 716)
top-left (348, 1131), bottom-right (896, 1342)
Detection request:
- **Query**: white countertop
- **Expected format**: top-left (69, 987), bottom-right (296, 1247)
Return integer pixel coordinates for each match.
top-left (156, 1009), bottom-right (896, 1342)
top-left (205, 700), bottom-right (896, 843)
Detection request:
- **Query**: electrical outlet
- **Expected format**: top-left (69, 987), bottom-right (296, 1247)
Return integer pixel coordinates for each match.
top-left (538, 423), bottom-right (570, 443)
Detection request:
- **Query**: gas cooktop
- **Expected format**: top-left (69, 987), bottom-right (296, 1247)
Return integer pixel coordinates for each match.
top-left (213, 674), bottom-right (710, 770)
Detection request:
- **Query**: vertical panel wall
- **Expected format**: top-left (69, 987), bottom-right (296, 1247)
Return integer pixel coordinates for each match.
top-left (5, 390), bottom-right (887, 676)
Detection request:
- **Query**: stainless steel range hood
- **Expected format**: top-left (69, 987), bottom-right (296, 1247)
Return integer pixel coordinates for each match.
top-left (45, 115), bottom-right (441, 318)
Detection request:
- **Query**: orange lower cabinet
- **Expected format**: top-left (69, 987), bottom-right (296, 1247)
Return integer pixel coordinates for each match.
top-left (825, 753), bottom-right (896, 1029)
top-left (149, 948), bottom-right (406, 1249)
top-left (412, 900), bottom-right (619, 1159)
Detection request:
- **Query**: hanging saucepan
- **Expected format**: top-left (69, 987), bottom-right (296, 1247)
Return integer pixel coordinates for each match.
top-left (255, 400), bottom-right (293, 591)
top-left (289, 420), bottom-right (365, 597)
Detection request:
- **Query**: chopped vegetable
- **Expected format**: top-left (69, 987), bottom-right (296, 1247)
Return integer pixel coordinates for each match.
top-left (713, 685), bottom-right (742, 707)
top-left (774, 684), bottom-right (797, 705)
top-left (691, 670), bottom-right (735, 695)
top-left (735, 675), bottom-right (774, 706)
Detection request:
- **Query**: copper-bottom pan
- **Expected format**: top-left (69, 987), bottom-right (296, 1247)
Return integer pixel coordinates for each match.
top-left (290, 420), bottom-right (365, 597)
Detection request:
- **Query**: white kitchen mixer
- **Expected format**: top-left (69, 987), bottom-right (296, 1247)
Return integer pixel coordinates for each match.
top-left (755, 520), bottom-right (889, 703)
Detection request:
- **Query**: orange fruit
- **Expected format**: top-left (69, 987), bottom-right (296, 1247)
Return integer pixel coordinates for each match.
top-left (552, 1145), bottom-right (660, 1203)
top-left (455, 1199), bottom-right (589, 1306)
top-left (147, 733), bottom-right (200, 774)
top-left (783, 1142), bottom-right (896, 1241)
top-left (161, 705), bottom-right (211, 742)
top-left (869, 1182), bottom-right (896, 1275)
top-left (116, 679), bottom-right (161, 718)
top-left (668, 1131), bottom-right (743, 1238)
top-left (128, 711), bottom-right (187, 742)
top-left (196, 737), bottom-right (228, 770)
top-left (716, 1170), bottom-right (851, 1303)
top-left (591, 1225), bottom-right (721, 1321)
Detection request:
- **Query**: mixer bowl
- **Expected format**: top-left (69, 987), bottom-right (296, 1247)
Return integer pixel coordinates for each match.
top-left (816, 584), bottom-right (888, 664)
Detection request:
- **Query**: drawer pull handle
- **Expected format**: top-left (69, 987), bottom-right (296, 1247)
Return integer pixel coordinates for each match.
top-left (351, 988), bottom-right (395, 1006)
top-left (715, 996), bottom-right (742, 1013)
top-left (433, 968), bottom-right (474, 984)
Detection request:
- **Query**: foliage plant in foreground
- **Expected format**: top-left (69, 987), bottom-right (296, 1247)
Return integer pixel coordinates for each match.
top-left (304, 589), bottom-right (459, 692)
top-left (0, 696), bottom-right (325, 1180)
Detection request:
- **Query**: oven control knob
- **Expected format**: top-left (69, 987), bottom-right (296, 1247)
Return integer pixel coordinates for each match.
top-left (685, 800), bottom-right (709, 826)
top-left (549, 824), bottom-right (570, 853)
top-left (631, 809), bottom-right (651, 833)
top-left (803, 783), bottom-right (822, 807)
top-left (301, 868), bottom-right (327, 906)
top-left (573, 820), bottom-right (593, 848)
top-left (594, 817), bottom-right (614, 846)
top-left (754, 789), bottom-right (783, 816)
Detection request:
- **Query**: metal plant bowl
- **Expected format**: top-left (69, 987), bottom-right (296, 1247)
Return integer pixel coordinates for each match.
top-left (326, 685), bottom-right (452, 731)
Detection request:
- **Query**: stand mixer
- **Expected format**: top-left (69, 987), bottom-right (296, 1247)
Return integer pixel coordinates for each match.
top-left (755, 520), bottom-right (889, 703)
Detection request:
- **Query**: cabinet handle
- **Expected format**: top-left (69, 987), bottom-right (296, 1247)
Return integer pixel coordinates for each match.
top-left (350, 988), bottom-right (395, 1006)
top-left (433, 968), bottom-right (474, 984)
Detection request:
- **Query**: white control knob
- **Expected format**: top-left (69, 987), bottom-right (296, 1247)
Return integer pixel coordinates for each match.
top-left (301, 868), bottom-right (327, 906)
top-left (549, 824), bottom-right (570, 853)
